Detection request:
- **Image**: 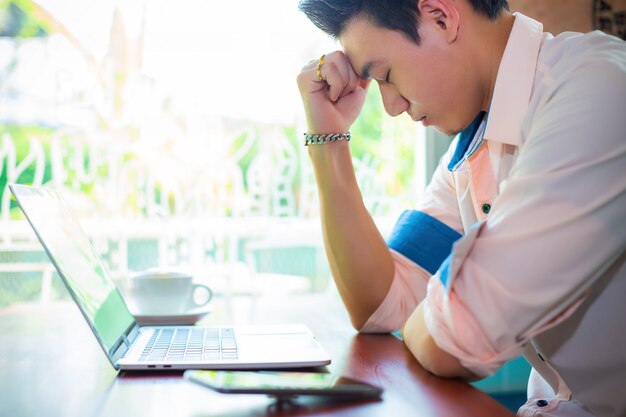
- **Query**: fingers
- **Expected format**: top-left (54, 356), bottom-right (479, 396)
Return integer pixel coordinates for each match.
top-left (341, 58), bottom-right (360, 99)
top-left (298, 51), bottom-right (360, 102)
top-left (296, 51), bottom-right (369, 134)
top-left (321, 51), bottom-right (358, 102)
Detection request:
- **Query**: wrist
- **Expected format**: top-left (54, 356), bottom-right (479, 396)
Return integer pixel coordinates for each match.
top-left (307, 138), bottom-right (353, 175)
top-left (307, 137), bottom-right (351, 159)
top-left (303, 131), bottom-right (351, 146)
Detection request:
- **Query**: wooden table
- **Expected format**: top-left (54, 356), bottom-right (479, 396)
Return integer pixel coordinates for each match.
top-left (0, 293), bottom-right (515, 417)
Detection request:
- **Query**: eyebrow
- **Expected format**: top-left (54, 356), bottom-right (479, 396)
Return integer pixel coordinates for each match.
top-left (358, 60), bottom-right (380, 80)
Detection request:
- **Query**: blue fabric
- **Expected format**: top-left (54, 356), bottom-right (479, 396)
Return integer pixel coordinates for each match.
top-left (387, 210), bottom-right (462, 275)
top-left (438, 254), bottom-right (452, 288)
top-left (448, 111), bottom-right (487, 171)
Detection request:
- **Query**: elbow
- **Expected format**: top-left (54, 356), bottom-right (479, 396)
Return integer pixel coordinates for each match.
top-left (426, 362), bottom-right (481, 381)
top-left (345, 301), bottom-right (383, 333)
top-left (349, 308), bottom-right (386, 333)
top-left (419, 354), bottom-right (461, 379)
top-left (403, 303), bottom-right (479, 380)
top-left (412, 343), bottom-right (480, 381)
top-left (351, 314), bottom-right (398, 334)
top-left (349, 313), bottom-right (369, 332)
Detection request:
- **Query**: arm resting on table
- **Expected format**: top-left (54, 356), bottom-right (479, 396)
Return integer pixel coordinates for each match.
top-left (403, 302), bottom-right (479, 380)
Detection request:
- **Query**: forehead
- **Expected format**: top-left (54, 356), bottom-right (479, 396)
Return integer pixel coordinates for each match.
top-left (339, 16), bottom-right (415, 78)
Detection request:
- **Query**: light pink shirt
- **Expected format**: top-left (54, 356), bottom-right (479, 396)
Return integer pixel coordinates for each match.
top-left (362, 13), bottom-right (626, 417)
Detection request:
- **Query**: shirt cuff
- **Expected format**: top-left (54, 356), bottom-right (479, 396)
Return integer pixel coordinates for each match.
top-left (387, 210), bottom-right (462, 275)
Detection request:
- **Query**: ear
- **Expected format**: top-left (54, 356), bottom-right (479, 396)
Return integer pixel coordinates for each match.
top-left (418, 0), bottom-right (460, 43)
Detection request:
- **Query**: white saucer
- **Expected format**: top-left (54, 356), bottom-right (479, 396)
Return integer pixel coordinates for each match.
top-left (133, 304), bottom-right (213, 326)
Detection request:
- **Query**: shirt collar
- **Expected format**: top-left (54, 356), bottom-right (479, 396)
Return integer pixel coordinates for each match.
top-left (484, 13), bottom-right (544, 146)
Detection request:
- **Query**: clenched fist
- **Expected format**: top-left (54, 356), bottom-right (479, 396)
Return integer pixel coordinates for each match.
top-left (296, 50), bottom-right (371, 135)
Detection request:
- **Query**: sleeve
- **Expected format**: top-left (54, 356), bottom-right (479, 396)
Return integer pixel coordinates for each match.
top-left (416, 60), bottom-right (626, 377)
top-left (359, 249), bottom-right (432, 333)
top-left (360, 140), bottom-right (463, 333)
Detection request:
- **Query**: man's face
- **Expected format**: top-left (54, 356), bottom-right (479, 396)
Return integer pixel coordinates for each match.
top-left (340, 15), bottom-right (482, 135)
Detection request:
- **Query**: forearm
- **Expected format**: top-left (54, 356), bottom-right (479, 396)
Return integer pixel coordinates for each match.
top-left (309, 141), bottom-right (394, 329)
top-left (403, 302), bottom-right (478, 380)
top-left (296, 50), bottom-right (389, 327)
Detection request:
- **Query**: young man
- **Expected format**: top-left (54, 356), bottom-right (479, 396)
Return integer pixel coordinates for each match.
top-left (296, 1), bottom-right (626, 416)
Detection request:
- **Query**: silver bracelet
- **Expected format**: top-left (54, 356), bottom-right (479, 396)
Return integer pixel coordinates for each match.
top-left (303, 131), bottom-right (351, 146)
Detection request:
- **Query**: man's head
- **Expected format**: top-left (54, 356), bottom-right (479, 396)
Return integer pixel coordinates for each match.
top-left (298, 0), bottom-right (508, 43)
top-left (298, 0), bottom-right (512, 135)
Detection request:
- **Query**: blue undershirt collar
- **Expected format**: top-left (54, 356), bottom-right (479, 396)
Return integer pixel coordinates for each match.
top-left (448, 111), bottom-right (487, 171)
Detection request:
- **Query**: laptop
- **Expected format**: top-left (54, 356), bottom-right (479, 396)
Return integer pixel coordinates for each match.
top-left (10, 184), bottom-right (331, 371)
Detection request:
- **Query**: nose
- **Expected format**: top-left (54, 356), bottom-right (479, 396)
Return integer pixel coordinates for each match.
top-left (378, 82), bottom-right (409, 117)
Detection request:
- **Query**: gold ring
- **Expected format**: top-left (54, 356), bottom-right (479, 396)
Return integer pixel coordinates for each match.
top-left (316, 54), bottom-right (325, 81)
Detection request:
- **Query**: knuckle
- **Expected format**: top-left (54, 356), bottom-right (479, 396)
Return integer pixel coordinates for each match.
top-left (325, 50), bottom-right (345, 66)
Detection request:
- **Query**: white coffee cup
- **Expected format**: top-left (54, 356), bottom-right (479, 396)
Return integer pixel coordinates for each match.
top-left (119, 269), bottom-right (213, 316)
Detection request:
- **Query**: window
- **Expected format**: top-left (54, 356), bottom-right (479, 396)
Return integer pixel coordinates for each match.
top-left (0, 0), bottom-right (427, 306)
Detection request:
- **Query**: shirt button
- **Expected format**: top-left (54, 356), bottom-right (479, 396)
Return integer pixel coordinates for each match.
top-left (481, 203), bottom-right (491, 214)
top-left (537, 399), bottom-right (548, 407)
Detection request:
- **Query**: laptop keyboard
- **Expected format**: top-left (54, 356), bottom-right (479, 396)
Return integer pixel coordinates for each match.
top-left (139, 327), bottom-right (238, 362)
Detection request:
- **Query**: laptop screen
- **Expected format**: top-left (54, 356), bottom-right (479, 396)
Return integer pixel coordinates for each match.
top-left (11, 185), bottom-right (135, 354)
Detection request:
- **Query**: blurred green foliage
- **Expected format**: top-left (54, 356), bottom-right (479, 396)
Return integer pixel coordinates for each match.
top-left (0, 0), bottom-right (49, 38)
top-left (352, 85), bottom-right (417, 200)
top-left (0, 0), bottom-right (419, 219)
top-left (0, 125), bottom-right (54, 219)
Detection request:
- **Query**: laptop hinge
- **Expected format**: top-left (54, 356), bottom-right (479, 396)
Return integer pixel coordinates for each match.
top-left (110, 323), bottom-right (141, 367)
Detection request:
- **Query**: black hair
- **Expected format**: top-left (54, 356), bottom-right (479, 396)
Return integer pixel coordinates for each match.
top-left (298, 0), bottom-right (509, 43)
